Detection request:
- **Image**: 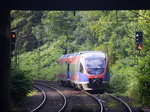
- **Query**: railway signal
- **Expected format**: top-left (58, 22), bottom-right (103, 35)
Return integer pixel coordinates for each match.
top-left (11, 32), bottom-right (16, 43)
top-left (135, 31), bottom-right (143, 43)
top-left (11, 32), bottom-right (16, 51)
top-left (62, 48), bottom-right (67, 55)
top-left (135, 31), bottom-right (143, 51)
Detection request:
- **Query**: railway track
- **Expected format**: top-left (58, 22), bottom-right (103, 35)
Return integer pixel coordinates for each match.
top-left (81, 90), bottom-right (104, 112)
top-left (32, 81), bottom-right (133, 112)
top-left (92, 92), bottom-right (133, 112)
top-left (31, 85), bottom-right (47, 112)
top-left (38, 81), bottom-right (104, 112)
top-left (80, 90), bottom-right (133, 112)
top-left (31, 83), bottom-right (67, 112)
top-left (35, 80), bottom-right (104, 112)
top-left (106, 93), bottom-right (133, 112)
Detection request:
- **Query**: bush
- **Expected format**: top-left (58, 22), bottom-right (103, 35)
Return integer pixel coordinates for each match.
top-left (137, 54), bottom-right (150, 106)
top-left (138, 75), bottom-right (150, 106)
top-left (11, 69), bottom-right (33, 102)
top-left (109, 58), bottom-right (136, 94)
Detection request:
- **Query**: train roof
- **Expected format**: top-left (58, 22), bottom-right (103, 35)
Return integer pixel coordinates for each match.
top-left (78, 51), bottom-right (104, 54)
top-left (80, 51), bottom-right (106, 58)
top-left (59, 51), bottom-right (106, 59)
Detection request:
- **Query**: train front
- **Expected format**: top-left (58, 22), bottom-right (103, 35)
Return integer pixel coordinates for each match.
top-left (80, 52), bottom-right (109, 91)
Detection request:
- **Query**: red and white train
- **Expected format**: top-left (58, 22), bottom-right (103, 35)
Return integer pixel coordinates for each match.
top-left (57, 51), bottom-right (109, 91)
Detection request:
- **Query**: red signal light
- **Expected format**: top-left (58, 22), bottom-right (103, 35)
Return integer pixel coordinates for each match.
top-left (11, 34), bottom-right (16, 38)
top-left (11, 32), bottom-right (16, 38)
top-left (137, 44), bottom-right (142, 50)
top-left (11, 32), bottom-right (16, 43)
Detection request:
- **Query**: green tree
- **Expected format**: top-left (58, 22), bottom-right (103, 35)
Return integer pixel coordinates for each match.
top-left (11, 11), bottom-right (43, 52)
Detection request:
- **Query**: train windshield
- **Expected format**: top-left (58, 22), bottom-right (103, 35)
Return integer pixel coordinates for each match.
top-left (84, 56), bottom-right (105, 75)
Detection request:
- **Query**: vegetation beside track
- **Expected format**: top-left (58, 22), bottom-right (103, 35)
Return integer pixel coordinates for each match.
top-left (11, 69), bottom-right (33, 102)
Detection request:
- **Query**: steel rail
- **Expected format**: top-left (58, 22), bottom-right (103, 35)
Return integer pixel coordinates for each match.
top-left (49, 81), bottom-right (104, 112)
top-left (31, 85), bottom-right (47, 112)
top-left (106, 93), bottom-right (133, 112)
top-left (35, 83), bottom-right (67, 112)
top-left (82, 90), bottom-right (104, 112)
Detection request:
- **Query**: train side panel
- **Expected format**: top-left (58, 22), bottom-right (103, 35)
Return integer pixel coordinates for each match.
top-left (69, 55), bottom-right (80, 84)
top-left (57, 56), bottom-right (68, 83)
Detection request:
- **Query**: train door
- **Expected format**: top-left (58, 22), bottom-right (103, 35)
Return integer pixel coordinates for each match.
top-left (67, 63), bottom-right (70, 80)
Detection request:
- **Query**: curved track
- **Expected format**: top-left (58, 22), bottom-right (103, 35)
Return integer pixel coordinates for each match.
top-left (41, 81), bottom-right (132, 112)
top-left (106, 93), bottom-right (133, 112)
top-left (31, 83), bottom-right (67, 112)
top-left (93, 92), bottom-right (133, 112)
top-left (82, 90), bottom-right (104, 112)
top-left (31, 85), bottom-right (47, 112)
top-left (33, 81), bottom-right (133, 112)
top-left (45, 81), bottom-right (104, 112)
top-left (36, 80), bottom-right (104, 112)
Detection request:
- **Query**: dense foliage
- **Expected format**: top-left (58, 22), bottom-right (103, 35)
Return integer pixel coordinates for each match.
top-left (11, 10), bottom-right (150, 105)
top-left (11, 69), bottom-right (33, 102)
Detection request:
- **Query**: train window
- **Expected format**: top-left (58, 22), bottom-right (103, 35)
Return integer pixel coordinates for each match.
top-left (84, 57), bottom-right (105, 75)
top-left (79, 63), bottom-right (83, 73)
top-left (85, 57), bottom-right (105, 68)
